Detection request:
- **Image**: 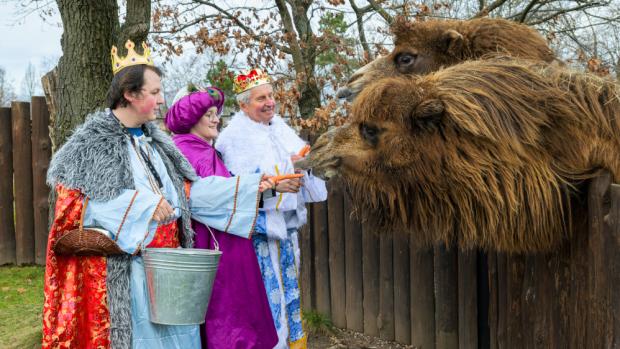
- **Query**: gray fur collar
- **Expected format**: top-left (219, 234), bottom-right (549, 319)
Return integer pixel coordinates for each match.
top-left (47, 109), bottom-right (198, 200)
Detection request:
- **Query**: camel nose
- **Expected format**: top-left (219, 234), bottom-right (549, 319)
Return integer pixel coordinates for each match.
top-left (336, 87), bottom-right (352, 100)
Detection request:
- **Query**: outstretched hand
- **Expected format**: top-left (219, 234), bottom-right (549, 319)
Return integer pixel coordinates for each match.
top-left (259, 176), bottom-right (276, 193)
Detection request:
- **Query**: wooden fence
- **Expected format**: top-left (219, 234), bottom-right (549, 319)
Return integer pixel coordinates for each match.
top-left (299, 174), bottom-right (620, 348)
top-left (0, 98), bottom-right (52, 265)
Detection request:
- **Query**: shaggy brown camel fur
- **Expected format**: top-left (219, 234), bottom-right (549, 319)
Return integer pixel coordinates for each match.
top-left (298, 58), bottom-right (620, 252)
top-left (336, 17), bottom-right (557, 101)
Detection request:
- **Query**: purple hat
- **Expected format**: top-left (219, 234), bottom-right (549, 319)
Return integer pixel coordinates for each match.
top-left (165, 87), bottom-right (225, 134)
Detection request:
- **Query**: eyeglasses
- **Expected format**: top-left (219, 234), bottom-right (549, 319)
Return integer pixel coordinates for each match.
top-left (205, 111), bottom-right (220, 121)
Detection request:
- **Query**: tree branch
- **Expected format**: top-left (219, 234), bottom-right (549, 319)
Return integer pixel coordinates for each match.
top-left (518, 0), bottom-right (541, 23)
top-left (367, 0), bottom-right (393, 24)
top-left (473, 0), bottom-right (510, 18)
top-left (350, 0), bottom-right (373, 60)
top-left (119, 0), bottom-right (151, 45)
top-left (190, 0), bottom-right (293, 54)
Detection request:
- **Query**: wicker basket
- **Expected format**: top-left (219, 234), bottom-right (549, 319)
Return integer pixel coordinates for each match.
top-left (53, 197), bottom-right (124, 256)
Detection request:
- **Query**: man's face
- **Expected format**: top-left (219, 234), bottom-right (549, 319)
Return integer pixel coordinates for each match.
top-left (125, 68), bottom-right (164, 123)
top-left (240, 84), bottom-right (275, 124)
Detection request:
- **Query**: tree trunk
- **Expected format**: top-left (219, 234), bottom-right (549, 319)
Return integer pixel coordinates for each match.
top-left (44, 0), bottom-right (151, 151)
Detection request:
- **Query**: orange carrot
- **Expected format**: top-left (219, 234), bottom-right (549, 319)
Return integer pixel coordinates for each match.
top-left (267, 173), bottom-right (304, 184)
top-left (297, 144), bottom-right (311, 157)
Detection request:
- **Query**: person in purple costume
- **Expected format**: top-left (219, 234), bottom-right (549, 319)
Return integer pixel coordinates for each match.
top-left (165, 86), bottom-right (278, 349)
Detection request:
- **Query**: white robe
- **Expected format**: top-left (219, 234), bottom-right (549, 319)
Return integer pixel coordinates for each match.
top-left (216, 111), bottom-right (327, 348)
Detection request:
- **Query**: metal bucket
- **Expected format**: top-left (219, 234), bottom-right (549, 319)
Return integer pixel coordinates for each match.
top-left (143, 247), bottom-right (222, 325)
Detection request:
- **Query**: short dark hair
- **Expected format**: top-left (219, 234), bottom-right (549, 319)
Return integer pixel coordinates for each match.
top-left (106, 65), bottom-right (163, 109)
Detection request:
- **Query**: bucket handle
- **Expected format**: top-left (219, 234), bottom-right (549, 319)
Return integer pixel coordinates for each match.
top-left (205, 224), bottom-right (220, 251)
top-left (172, 205), bottom-right (219, 251)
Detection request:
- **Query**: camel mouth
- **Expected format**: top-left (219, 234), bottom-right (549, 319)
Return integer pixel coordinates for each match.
top-left (336, 87), bottom-right (358, 102)
top-left (309, 157), bottom-right (342, 180)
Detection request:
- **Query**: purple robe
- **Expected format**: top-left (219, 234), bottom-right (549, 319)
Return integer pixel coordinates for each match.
top-left (173, 133), bottom-right (278, 349)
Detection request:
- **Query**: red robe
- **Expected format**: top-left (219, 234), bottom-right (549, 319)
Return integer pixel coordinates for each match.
top-left (42, 185), bottom-right (180, 348)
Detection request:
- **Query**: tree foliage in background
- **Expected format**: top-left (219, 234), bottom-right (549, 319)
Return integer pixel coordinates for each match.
top-left (206, 60), bottom-right (237, 110)
top-left (16, 0), bottom-right (620, 135)
top-left (151, 0), bottom-right (620, 132)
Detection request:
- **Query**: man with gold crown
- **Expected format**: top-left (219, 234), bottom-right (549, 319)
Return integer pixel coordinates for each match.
top-left (41, 41), bottom-right (274, 348)
top-left (216, 69), bottom-right (328, 349)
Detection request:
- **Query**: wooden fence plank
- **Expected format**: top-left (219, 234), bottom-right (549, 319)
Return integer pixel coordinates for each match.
top-left (0, 107), bottom-right (16, 265)
top-left (31, 97), bottom-right (51, 265)
top-left (496, 253), bottom-right (507, 348)
top-left (312, 200), bottom-right (331, 317)
top-left (327, 179), bottom-right (346, 328)
top-left (11, 101), bottom-right (34, 265)
top-left (344, 195), bottom-right (363, 332)
top-left (587, 173), bottom-right (616, 347)
top-left (362, 218), bottom-right (380, 336)
top-left (410, 240), bottom-right (435, 348)
top-left (487, 252), bottom-right (499, 349)
top-left (568, 193), bottom-right (589, 349)
top-left (378, 230), bottom-right (394, 340)
top-left (434, 244), bottom-right (458, 348)
top-left (299, 221), bottom-right (314, 312)
top-left (609, 184), bottom-right (620, 346)
top-left (393, 231), bottom-right (410, 344)
top-left (458, 249), bottom-right (477, 349)
top-left (505, 255), bottom-right (525, 348)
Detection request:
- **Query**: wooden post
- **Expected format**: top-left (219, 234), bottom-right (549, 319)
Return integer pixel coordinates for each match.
top-left (327, 179), bottom-right (346, 328)
top-left (362, 218), bottom-right (380, 336)
top-left (487, 252), bottom-right (499, 349)
top-left (608, 184), bottom-right (620, 345)
top-left (31, 97), bottom-right (51, 265)
top-left (344, 195), bottom-right (364, 332)
top-left (393, 231), bottom-right (410, 344)
top-left (299, 130), bottom-right (314, 312)
top-left (434, 244), bottom-right (458, 348)
top-left (312, 200), bottom-right (331, 317)
top-left (299, 220), bottom-right (315, 312)
top-left (410, 240), bottom-right (435, 348)
top-left (11, 102), bottom-right (34, 265)
top-left (587, 173), bottom-right (618, 346)
top-left (378, 230), bottom-right (395, 340)
top-left (458, 249), bottom-right (478, 349)
top-left (0, 107), bottom-right (16, 265)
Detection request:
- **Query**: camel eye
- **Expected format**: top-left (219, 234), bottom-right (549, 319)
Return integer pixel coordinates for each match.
top-left (359, 123), bottom-right (380, 146)
top-left (395, 52), bottom-right (417, 72)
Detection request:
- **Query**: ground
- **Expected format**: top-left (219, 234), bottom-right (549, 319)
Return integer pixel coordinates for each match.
top-left (308, 329), bottom-right (413, 349)
top-left (0, 265), bottom-right (411, 349)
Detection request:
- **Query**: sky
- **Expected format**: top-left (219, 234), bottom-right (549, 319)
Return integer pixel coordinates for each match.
top-left (0, 2), bottom-right (62, 94)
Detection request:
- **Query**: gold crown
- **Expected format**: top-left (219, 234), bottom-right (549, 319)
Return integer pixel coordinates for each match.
top-left (234, 69), bottom-right (272, 94)
top-left (110, 40), bottom-right (154, 75)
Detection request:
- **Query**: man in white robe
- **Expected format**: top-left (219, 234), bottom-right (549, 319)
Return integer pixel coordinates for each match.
top-left (216, 69), bottom-right (327, 349)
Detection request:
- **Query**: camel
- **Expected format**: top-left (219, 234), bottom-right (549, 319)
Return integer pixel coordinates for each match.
top-left (298, 58), bottom-right (620, 253)
top-left (336, 17), bottom-right (557, 101)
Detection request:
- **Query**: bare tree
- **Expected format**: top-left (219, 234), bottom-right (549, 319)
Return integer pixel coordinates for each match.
top-left (0, 67), bottom-right (16, 107)
top-left (20, 62), bottom-right (39, 100)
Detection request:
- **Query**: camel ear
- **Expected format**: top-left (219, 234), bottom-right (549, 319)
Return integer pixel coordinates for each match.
top-left (411, 99), bottom-right (444, 132)
top-left (441, 29), bottom-right (464, 57)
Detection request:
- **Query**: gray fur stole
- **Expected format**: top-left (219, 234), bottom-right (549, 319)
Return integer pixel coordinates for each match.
top-left (47, 110), bottom-right (198, 348)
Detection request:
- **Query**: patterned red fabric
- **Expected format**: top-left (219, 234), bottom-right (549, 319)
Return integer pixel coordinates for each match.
top-left (42, 185), bottom-right (110, 349)
top-left (146, 220), bottom-right (179, 248)
top-left (42, 186), bottom-right (180, 348)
